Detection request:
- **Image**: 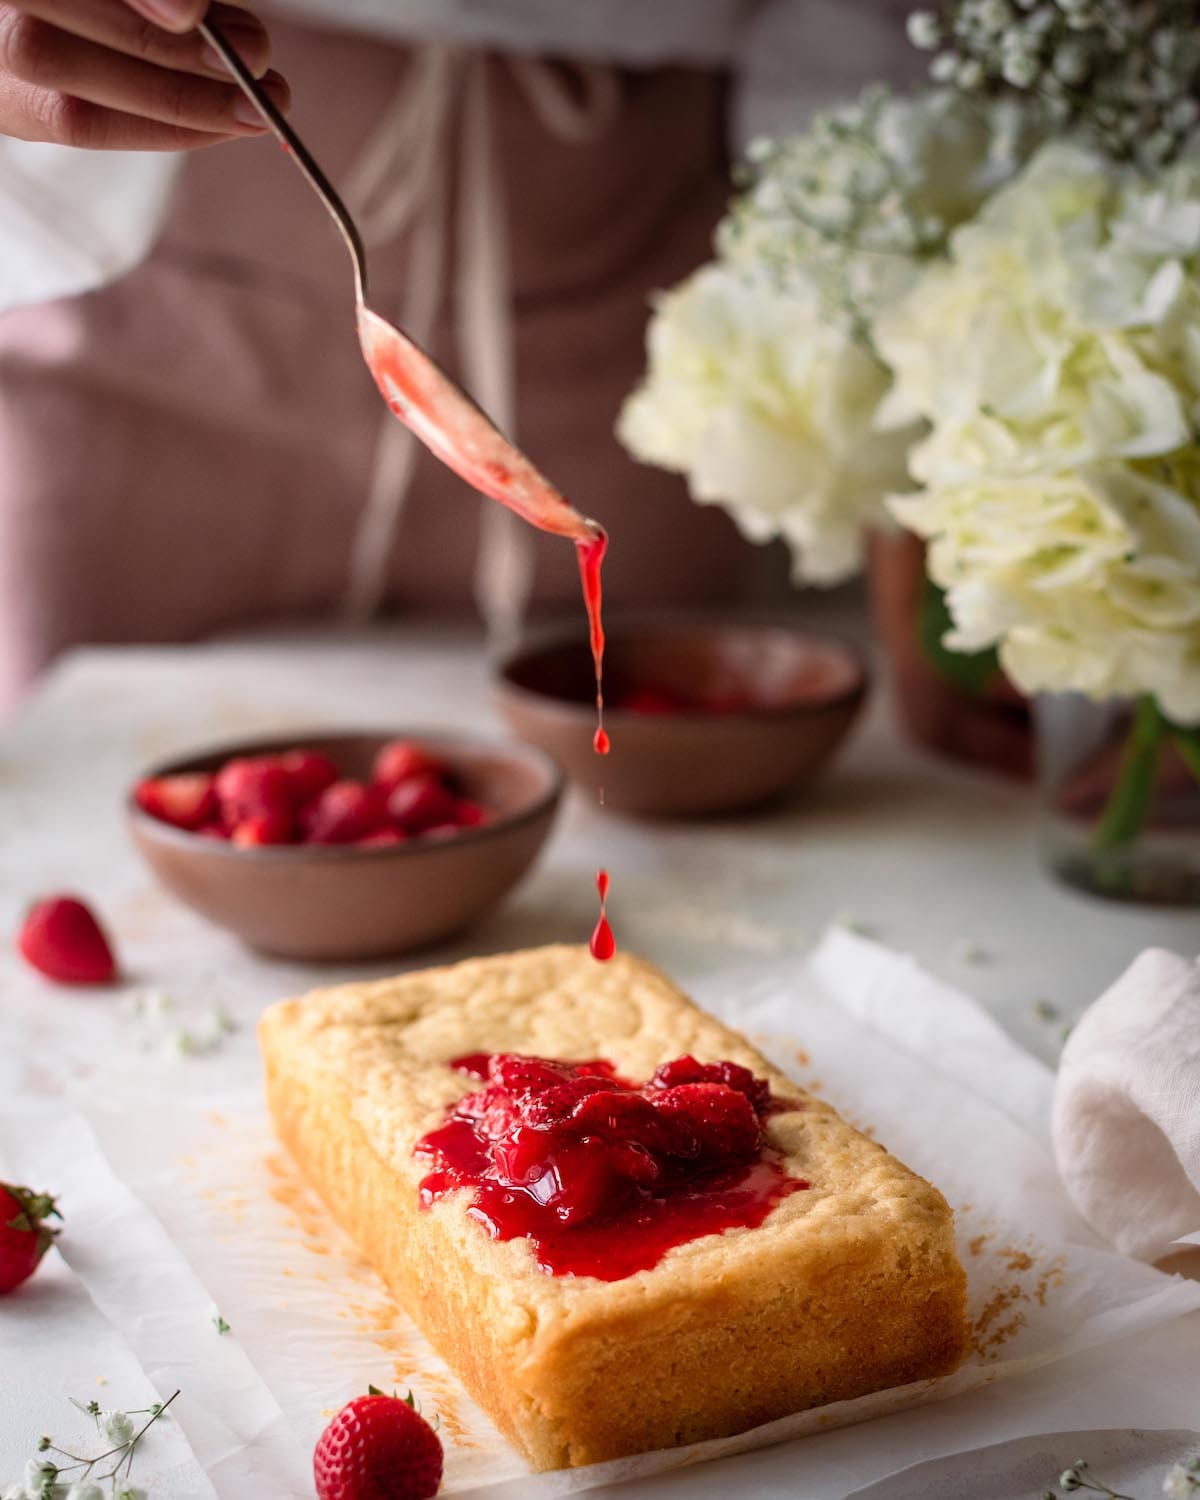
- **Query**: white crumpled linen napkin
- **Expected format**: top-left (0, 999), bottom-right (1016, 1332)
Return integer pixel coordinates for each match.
top-left (1052, 947), bottom-right (1200, 1263)
top-left (4, 930), bottom-right (1200, 1499)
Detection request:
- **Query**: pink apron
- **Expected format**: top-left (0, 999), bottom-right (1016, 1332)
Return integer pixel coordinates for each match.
top-left (0, 14), bottom-right (772, 710)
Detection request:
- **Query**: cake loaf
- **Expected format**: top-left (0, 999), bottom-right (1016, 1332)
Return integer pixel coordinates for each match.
top-left (259, 945), bottom-right (967, 1470)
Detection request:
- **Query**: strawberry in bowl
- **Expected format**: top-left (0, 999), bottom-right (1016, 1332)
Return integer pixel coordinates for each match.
top-left (127, 732), bottom-right (561, 961)
top-left (134, 738), bottom-right (490, 849)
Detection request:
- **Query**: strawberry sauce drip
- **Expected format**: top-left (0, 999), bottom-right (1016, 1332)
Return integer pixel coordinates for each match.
top-left (356, 309), bottom-right (614, 962)
top-left (590, 869), bottom-right (615, 962)
top-left (578, 529), bottom-right (613, 957)
top-left (576, 529), bottom-right (608, 753)
top-left (415, 1052), bottom-right (808, 1281)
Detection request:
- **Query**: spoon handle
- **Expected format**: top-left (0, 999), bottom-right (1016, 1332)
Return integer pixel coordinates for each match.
top-left (198, 18), bottom-right (370, 301)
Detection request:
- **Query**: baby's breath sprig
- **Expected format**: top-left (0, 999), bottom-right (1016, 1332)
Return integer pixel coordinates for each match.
top-left (1042, 1456), bottom-right (1138, 1498)
top-left (5, 1391), bottom-right (179, 1500)
top-left (907, 0), bottom-right (1200, 170)
top-left (720, 81), bottom-right (1038, 351)
top-left (1040, 1452), bottom-right (1200, 1500)
top-left (1164, 1458), bottom-right (1200, 1499)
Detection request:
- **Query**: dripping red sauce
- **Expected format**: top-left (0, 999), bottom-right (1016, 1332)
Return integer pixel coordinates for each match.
top-left (590, 869), bottom-right (614, 962)
top-left (357, 309), bottom-right (613, 961)
top-left (577, 529), bottom-right (614, 956)
top-left (575, 529), bottom-right (607, 743)
top-left (417, 1052), bottom-right (808, 1280)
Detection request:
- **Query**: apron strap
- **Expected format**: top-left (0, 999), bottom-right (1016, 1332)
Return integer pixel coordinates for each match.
top-left (341, 46), bottom-right (621, 641)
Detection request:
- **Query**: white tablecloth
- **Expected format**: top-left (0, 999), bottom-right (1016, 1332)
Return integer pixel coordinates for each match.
top-left (2, 629), bottom-right (1197, 1497)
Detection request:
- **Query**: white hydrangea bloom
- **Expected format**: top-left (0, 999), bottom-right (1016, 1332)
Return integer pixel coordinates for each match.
top-left (879, 139), bottom-right (1200, 718)
top-left (618, 263), bottom-right (915, 583)
top-left (891, 462), bottom-right (1200, 721)
top-left (876, 141), bottom-right (1200, 484)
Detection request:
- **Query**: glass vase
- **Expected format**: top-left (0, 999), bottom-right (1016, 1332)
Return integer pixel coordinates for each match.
top-left (1036, 693), bottom-right (1200, 906)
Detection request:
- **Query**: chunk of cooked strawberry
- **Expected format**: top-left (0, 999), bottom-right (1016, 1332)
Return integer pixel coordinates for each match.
top-left (534, 1135), bottom-right (634, 1226)
top-left (648, 1056), bottom-right (771, 1114)
top-left (520, 1075), bottom-right (612, 1128)
top-left (569, 1089), bottom-right (680, 1154)
top-left (649, 1082), bottom-right (762, 1166)
top-left (487, 1054), bottom-right (575, 1098)
top-left (453, 1084), bottom-right (520, 1142)
top-left (134, 773), bottom-right (218, 831)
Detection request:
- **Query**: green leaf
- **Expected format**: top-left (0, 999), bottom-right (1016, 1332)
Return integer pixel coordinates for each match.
top-left (917, 575), bottom-right (1000, 696)
top-left (212, 1315), bottom-right (231, 1336)
top-left (367, 1385), bottom-right (386, 1398)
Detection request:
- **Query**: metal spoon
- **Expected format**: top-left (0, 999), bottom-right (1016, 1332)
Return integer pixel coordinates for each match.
top-left (198, 19), bottom-right (602, 547)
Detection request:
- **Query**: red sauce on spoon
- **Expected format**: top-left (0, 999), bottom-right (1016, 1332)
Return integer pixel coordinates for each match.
top-left (356, 306), bottom-right (616, 960)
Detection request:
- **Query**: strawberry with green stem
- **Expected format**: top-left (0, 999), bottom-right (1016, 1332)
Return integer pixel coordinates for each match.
top-left (315, 1387), bottom-right (443, 1500)
top-left (0, 1183), bottom-right (61, 1293)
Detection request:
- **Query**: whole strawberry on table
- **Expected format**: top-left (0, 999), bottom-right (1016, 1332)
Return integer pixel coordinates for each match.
top-left (17, 895), bottom-right (117, 985)
top-left (0, 1182), bottom-right (60, 1293)
top-left (315, 1388), bottom-right (443, 1500)
top-left (135, 739), bottom-right (490, 850)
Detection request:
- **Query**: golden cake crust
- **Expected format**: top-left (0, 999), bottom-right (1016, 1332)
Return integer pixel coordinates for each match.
top-left (259, 945), bottom-right (967, 1469)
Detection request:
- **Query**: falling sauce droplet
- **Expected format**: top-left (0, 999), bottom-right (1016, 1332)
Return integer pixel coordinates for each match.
top-left (590, 868), bottom-right (615, 962)
top-left (590, 914), bottom-right (615, 962)
top-left (593, 726), bottom-right (610, 755)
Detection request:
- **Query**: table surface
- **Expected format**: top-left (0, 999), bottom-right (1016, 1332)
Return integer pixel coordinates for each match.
top-left (1, 628), bottom-right (1197, 1497)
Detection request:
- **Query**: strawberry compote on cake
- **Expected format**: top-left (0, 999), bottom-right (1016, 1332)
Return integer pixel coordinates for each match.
top-left (414, 1053), bottom-right (808, 1280)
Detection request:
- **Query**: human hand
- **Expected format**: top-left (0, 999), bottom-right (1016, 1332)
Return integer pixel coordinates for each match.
top-left (0, 0), bottom-right (289, 150)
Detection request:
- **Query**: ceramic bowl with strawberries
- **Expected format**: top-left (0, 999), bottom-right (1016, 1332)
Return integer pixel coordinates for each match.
top-left (497, 620), bottom-right (868, 817)
top-left (128, 731), bottom-right (562, 961)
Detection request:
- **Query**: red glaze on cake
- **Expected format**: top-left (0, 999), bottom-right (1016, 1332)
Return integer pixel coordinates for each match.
top-left (416, 1052), bottom-right (808, 1280)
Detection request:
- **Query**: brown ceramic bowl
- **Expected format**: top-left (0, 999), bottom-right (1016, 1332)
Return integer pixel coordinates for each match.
top-left (127, 730), bottom-right (562, 961)
top-left (496, 621), bottom-right (867, 817)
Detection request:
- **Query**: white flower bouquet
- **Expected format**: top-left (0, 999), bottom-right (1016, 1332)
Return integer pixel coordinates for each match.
top-left (619, 0), bottom-right (1200, 897)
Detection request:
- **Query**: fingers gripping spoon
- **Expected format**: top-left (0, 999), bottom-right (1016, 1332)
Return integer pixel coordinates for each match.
top-left (197, 20), bottom-right (609, 712)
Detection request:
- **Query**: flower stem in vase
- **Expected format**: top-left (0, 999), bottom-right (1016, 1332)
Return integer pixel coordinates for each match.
top-left (1091, 696), bottom-right (1165, 855)
top-left (1169, 723), bottom-right (1200, 785)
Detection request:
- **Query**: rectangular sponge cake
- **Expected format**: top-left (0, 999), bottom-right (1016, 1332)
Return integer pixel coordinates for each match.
top-left (259, 945), bottom-right (967, 1470)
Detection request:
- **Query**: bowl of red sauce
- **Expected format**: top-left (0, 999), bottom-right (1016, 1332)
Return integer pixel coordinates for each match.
top-left (127, 731), bottom-right (561, 960)
top-left (496, 620), bottom-right (867, 817)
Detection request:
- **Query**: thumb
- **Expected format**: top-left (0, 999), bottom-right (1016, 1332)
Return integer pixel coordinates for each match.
top-left (122, 0), bottom-right (212, 34)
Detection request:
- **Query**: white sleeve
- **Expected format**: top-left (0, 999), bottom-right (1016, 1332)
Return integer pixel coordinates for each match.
top-left (0, 139), bottom-right (179, 313)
